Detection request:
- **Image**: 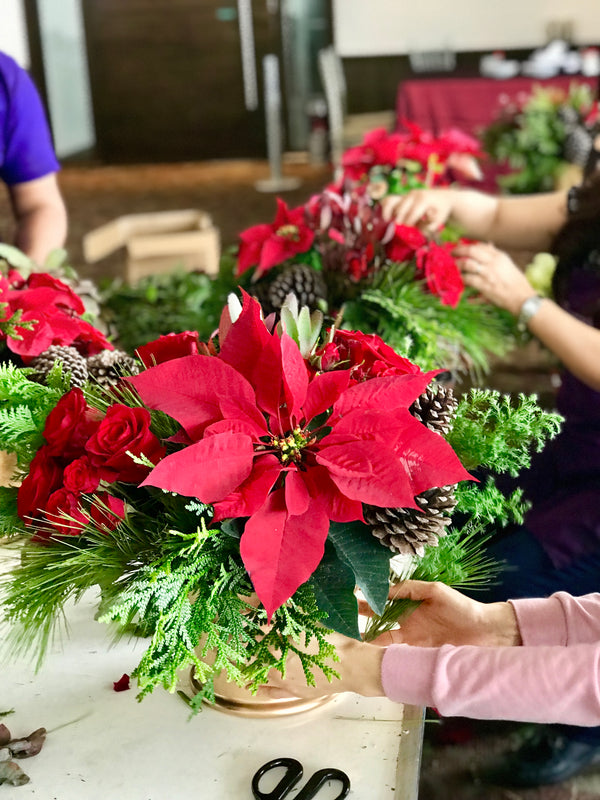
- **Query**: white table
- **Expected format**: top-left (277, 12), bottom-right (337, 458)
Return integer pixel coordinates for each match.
top-left (2, 575), bottom-right (423, 799)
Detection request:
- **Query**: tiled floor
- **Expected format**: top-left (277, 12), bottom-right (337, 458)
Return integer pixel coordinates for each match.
top-left (1, 159), bottom-right (594, 798)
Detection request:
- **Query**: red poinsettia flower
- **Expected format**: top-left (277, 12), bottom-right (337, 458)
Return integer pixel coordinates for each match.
top-left (128, 293), bottom-right (472, 617)
top-left (237, 198), bottom-right (315, 278)
top-left (136, 331), bottom-right (202, 368)
top-left (416, 241), bottom-right (465, 308)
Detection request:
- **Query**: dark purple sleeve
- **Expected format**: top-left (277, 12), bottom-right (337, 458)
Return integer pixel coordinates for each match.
top-left (0, 52), bottom-right (60, 185)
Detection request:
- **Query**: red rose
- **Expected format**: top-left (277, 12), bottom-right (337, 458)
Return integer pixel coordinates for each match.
top-left (89, 493), bottom-right (126, 532)
top-left (63, 456), bottom-right (101, 493)
top-left (43, 488), bottom-right (88, 536)
top-left (43, 389), bottom-right (103, 459)
top-left (17, 446), bottom-right (63, 522)
top-left (324, 329), bottom-right (422, 383)
top-left (416, 242), bottom-right (464, 308)
top-left (136, 331), bottom-right (201, 368)
top-left (85, 404), bottom-right (166, 483)
top-left (386, 225), bottom-right (427, 264)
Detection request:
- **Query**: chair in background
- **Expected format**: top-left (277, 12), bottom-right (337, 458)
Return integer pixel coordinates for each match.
top-left (318, 46), bottom-right (396, 174)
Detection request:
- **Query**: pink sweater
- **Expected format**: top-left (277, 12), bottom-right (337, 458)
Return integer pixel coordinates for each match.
top-left (381, 592), bottom-right (600, 725)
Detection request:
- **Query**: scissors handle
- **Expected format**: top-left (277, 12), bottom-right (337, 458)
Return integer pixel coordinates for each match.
top-left (252, 757), bottom-right (303, 800)
top-left (295, 768), bottom-right (351, 800)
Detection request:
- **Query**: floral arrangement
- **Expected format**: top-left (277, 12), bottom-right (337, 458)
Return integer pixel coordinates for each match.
top-left (340, 124), bottom-right (483, 192)
top-left (235, 181), bottom-right (516, 378)
top-left (481, 82), bottom-right (599, 194)
top-left (0, 292), bottom-right (561, 711)
top-left (0, 243), bottom-right (112, 363)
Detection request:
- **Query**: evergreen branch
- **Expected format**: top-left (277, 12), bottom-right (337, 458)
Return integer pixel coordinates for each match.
top-left (447, 389), bottom-right (563, 475)
top-left (454, 479), bottom-right (530, 528)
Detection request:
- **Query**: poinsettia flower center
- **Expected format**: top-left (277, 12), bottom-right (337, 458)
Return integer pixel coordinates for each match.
top-left (275, 224), bottom-right (301, 241)
top-left (270, 427), bottom-right (314, 464)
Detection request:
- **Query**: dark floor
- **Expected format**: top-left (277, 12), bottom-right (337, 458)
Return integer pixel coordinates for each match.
top-left (1, 158), bottom-right (594, 798)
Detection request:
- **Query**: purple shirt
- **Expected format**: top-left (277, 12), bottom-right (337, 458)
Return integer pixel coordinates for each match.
top-left (521, 266), bottom-right (600, 568)
top-left (0, 51), bottom-right (59, 185)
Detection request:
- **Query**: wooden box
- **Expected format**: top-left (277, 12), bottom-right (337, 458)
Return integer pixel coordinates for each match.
top-left (82, 209), bottom-right (221, 282)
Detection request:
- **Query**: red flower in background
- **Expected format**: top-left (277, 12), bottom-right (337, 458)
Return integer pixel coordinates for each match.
top-left (237, 198), bottom-right (315, 278)
top-left (416, 241), bottom-right (465, 308)
top-left (0, 271), bottom-right (113, 359)
top-left (128, 293), bottom-right (472, 617)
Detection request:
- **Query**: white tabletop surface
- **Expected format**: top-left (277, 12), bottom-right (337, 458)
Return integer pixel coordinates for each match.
top-left (1, 567), bottom-right (423, 800)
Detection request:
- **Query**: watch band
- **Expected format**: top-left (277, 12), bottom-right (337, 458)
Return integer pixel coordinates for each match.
top-left (517, 295), bottom-right (544, 331)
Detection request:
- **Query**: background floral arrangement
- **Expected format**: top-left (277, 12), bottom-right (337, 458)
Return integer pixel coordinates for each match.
top-left (481, 81), bottom-right (599, 194)
top-left (0, 291), bottom-right (561, 711)
top-left (340, 124), bottom-right (484, 191)
top-left (235, 178), bottom-right (517, 378)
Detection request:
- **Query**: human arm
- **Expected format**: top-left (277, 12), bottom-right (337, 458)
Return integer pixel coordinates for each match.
top-left (8, 173), bottom-right (67, 265)
top-left (453, 240), bottom-right (600, 392)
top-left (381, 188), bottom-right (567, 252)
top-left (266, 585), bottom-right (600, 726)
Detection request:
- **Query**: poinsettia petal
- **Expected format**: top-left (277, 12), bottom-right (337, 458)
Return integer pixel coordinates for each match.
top-left (302, 370), bottom-right (350, 423)
top-left (240, 487), bottom-right (330, 618)
top-left (332, 372), bottom-right (443, 418)
top-left (302, 464), bottom-right (363, 522)
top-left (316, 438), bottom-right (418, 508)
top-left (128, 355), bottom-right (258, 440)
top-left (281, 333), bottom-right (308, 424)
top-left (218, 292), bottom-right (283, 417)
top-left (284, 469), bottom-right (310, 516)
top-left (140, 432), bottom-right (254, 501)
top-left (212, 454), bottom-right (281, 521)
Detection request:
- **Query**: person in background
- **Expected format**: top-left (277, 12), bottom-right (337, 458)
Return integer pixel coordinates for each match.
top-left (369, 177), bottom-right (600, 787)
top-left (266, 580), bottom-right (600, 733)
top-left (0, 50), bottom-right (67, 265)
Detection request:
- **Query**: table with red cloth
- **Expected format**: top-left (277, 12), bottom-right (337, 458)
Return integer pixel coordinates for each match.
top-left (395, 74), bottom-right (598, 138)
top-left (396, 74), bottom-right (598, 192)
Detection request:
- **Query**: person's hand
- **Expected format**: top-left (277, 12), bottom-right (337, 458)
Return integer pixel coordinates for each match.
top-left (381, 189), bottom-right (455, 233)
top-left (453, 241), bottom-right (537, 315)
top-left (366, 580), bottom-right (522, 648)
top-left (259, 632), bottom-right (385, 700)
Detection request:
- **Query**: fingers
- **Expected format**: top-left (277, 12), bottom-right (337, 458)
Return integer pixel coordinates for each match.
top-left (381, 194), bottom-right (439, 230)
top-left (387, 579), bottom-right (442, 602)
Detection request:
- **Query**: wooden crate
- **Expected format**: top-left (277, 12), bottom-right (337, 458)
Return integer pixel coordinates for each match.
top-left (83, 209), bottom-right (221, 282)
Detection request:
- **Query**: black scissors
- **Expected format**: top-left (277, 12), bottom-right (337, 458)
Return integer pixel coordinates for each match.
top-left (252, 756), bottom-right (350, 800)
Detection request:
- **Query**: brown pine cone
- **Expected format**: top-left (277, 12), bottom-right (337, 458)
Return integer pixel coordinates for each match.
top-left (364, 485), bottom-right (457, 556)
top-left (410, 383), bottom-right (458, 436)
top-left (251, 263), bottom-right (328, 315)
top-left (86, 349), bottom-right (140, 386)
top-left (28, 345), bottom-right (89, 388)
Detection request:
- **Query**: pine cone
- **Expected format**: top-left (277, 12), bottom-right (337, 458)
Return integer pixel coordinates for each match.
top-left (364, 485), bottom-right (457, 556)
top-left (564, 126), bottom-right (593, 167)
top-left (252, 263), bottom-right (328, 315)
top-left (410, 383), bottom-right (458, 435)
top-left (557, 105), bottom-right (580, 131)
top-left (28, 345), bottom-right (88, 388)
top-left (86, 349), bottom-right (140, 386)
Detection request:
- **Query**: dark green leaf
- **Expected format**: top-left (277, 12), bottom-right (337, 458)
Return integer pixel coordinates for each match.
top-left (309, 541), bottom-right (361, 640)
top-left (328, 520), bottom-right (391, 616)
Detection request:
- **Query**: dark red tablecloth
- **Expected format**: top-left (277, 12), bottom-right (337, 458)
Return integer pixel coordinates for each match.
top-left (395, 74), bottom-right (597, 138)
top-left (396, 74), bottom-right (598, 192)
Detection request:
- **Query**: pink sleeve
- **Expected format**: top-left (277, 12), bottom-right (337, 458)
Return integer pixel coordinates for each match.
top-left (510, 592), bottom-right (600, 646)
top-left (381, 642), bottom-right (600, 726)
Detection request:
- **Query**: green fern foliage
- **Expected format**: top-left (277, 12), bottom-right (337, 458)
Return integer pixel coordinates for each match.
top-left (0, 363), bottom-right (67, 464)
top-left (447, 389), bottom-right (563, 475)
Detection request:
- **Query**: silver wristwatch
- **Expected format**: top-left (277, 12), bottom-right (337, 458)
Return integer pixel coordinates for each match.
top-left (517, 295), bottom-right (544, 331)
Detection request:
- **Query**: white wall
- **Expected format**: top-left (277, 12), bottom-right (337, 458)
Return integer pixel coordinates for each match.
top-left (1, 0), bottom-right (29, 66)
top-left (333, 0), bottom-right (600, 57)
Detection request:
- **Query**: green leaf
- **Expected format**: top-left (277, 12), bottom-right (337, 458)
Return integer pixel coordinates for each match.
top-left (309, 541), bottom-right (361, 639)
top-left (327, 520), bottom-right (391, 616)
top-left (0, 244), bottom-right (35, 275)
